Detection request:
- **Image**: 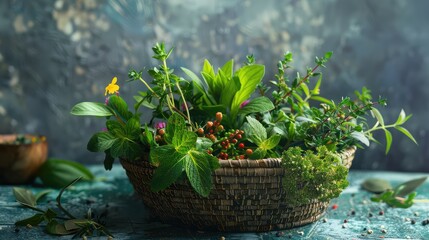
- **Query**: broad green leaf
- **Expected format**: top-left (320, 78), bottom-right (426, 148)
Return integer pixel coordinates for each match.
top-left (150, 145), bottom-right (176, 166)
top-left (361, 178), bottom-right (392, 193)
top-left (110, 138), bottom-right (142, 160)
top-left (245, 116), bottom-right (267, 145)
top-left (37, 159), bottom-right (94, 188)
top-left (394, 176), bottom-right (427, 197)
top-left (395, 126), bottom-right (417, 144)
top-left (13, 187), bottom-right (36, 207)
top-left (201, 59), bottom-right (216, 94)
top-left (220, 59), bottom-right (234, 79)
top-left (249, 148), bottom-right (267, 160)
top-left (260, 134), bottom-right (281, 150)
top-left (196, 137), bottom-right (213, 151)
top-left (384, 129), bottom-right (392, 154)
top-left (106, 120), bottom-right (123, 131)
top-left (150, 151), bottom-right (186, 192)
top-left (181, 67), bottom-right (207, 91)
top-left (219, 76), bottom-right (240, 108)
top-left (107, 95), bottom-right (133, 121)
top-left (35, 190), bottom-right (52, 203)
top-left (350, 131), bottom-right (370, 147)
top-left (46, 220), bottom-right (77, 235)
top-left (172, 130), bottom-right (197, 154)
top-left (185, 150), bottom-right (215, 197)
top-left (87, 132), bottom-right (116, 152)
top-left (70, 102), bottom-right (113, 117)
top-left (238, 96), bottom-right (275, 116)
top-left (15, 213), bottom-right (44, 227)
top-left (371, 108), bottom-right (384, 126)
top-left (125, 117), bottom-right (141, 138)
top-left (230, 65), bottom-right (265, 119)
top-left (165, 113), bottom-right (186, 143)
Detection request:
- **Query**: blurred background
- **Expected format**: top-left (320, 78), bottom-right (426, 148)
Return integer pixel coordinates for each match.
top-left (0, 0), bottom-right (427, 171)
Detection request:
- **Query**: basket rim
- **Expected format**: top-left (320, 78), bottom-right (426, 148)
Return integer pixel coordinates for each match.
top-left (121, 146), bottom-right (356, 169)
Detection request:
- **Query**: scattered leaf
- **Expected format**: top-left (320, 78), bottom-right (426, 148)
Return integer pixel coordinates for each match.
top-left (361, 178), bottom-right (392, 193)
top-left (13, 187), bottom-right (36, 207)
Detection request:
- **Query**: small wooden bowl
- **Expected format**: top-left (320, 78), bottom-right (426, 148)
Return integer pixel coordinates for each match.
top-left (0, 134), bottom-right (48, 184)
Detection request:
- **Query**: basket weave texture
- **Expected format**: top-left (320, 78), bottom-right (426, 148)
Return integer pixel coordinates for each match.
top-left (120, 147), bottom-right (356, 232)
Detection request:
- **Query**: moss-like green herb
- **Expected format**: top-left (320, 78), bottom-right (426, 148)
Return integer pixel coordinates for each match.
top-left (281, 146), bottom-right (349, 205)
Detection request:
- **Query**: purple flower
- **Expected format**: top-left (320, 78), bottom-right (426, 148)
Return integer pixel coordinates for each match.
top-left (154, 122), bottom-right (166, 129)
top-left (101, 127), bottom-right (108, 132)
top-left (240, 100), bottom-right (250, 109)
top-left (105, 97), bottom-right (109, 105)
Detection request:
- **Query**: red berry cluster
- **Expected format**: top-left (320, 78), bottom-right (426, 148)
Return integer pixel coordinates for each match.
top-left (199, 112), bottom-right (253, 160)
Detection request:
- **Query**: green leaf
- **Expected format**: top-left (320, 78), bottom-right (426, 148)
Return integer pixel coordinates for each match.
top-left (219, 76), bottom-right (241, 108)
top-left (310, 96), bottom-right (333, 106)
top-left (13, 187), bottom-right (36, 207)
top-left (394, 176), bottom-right (427, 197)
top-left (384, 129), bottom-right (392, 154)
top-left (106, 120), bottom-right (123, 132)
top-left (350, 131), bottom-right (370, 147)
top-left (64, 219), bottom-right (87, 231)
top-left (230, 64), bottom-right (265, 119)
top-left (125, 117), bottom-right (141, 138)
top-left (70, 102), bottom-right (113, 117)
top-left (46, 220), bottom-right (77, 235)
top-left (109, 138), bottom-right (142, 160)
top-left (181, 67), bottom-right (207, 91)
top-left (300, 83), bottom-right (310, 98)
top-left (35, 190), bottom-right (52, 203)
top-left (361, 178), bottom-right (392, 193)
top-left (87, 132), bottom-right (117, 152)
top-left (395, 109), bottom-right (406, 125)
top-left (245, 116), bottom-right (267, 145)
top-left (107, 95), bottom-right (133, 121)
top-left (394, 126), bottom-right (417, 145)
top-left (311, 74), bottom-right (322, 95)
top-left (249, 148), bottom-right (267, 160)
top-left (196, 137), bottom-right (213, 151)
top-left (296, 116), bottom-right (317, 123)
top-left (15, 213), bottom-right (45, 227)
top-left (150, 145), bottom-right (175, 166)
top-left (371, 108), bottom-right (384, 126)
top-left (103, 150), bottom-right (115, 170)
top-left (185, 150), bottom-right (216, 197)
top-left (201, 59), bottom-right (216, 94)
top-left (37, 159), bottom-right (94, 188)
top-left (238, 96), bottom-right (275, 116)
top-left (324, 51), bottom-right (333, 59)
top-left (172, 130), bottom-right (197, 154)
top-left (260, 134), bottom-right (281, 150)
top-left (220, 59), bottom-right (234, 79)
top-left (150, 150), bottom-right (186, 192)
top-left (165, 113), bottom-right (186, 143)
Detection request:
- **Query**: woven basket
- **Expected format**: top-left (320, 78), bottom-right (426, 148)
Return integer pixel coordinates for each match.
top-left (120, 147), bottom-right (356, 232)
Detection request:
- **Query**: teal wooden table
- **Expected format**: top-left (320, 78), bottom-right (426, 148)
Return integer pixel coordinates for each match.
top-left (1, 165), bottom-right (428, 239)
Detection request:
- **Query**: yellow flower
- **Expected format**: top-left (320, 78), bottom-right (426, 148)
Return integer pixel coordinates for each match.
top-left (105, 77), bottom-right (120, 96)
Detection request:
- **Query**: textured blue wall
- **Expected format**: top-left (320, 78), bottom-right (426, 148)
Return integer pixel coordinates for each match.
top-left (0, 0), bottom-right (427, 171)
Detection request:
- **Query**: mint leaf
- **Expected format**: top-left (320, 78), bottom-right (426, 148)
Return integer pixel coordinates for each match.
top-left (238, 96), bottom-right (275, 116)
top-left (172, 130), bottom-right (197, 154)
top-left (87, 132), bottom-right (116, 152)
top-left (15, 214), bottom-right (45, 227)
top-left (70, 102), bottom-right (113, 117)
top-left (110, 138), bottom-right (142, 160)
top-left (150, 150), bottom-right (186, 192)
top-left (107, 95), bottom-right (133, 121)
top-left (37, 159), bottom-right (94, 188)
top-left (260, 134), bottom-right (281, 150)
top-left (245, 116), bottom-right (267, 145)
top-left (185, 150), bottom-right (215, 197)
top-left (165, 113), bottom-right (186, 143)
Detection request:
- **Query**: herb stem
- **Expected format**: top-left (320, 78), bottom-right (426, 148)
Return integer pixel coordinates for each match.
top-left (138, 77), bottom-right (160, 98)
